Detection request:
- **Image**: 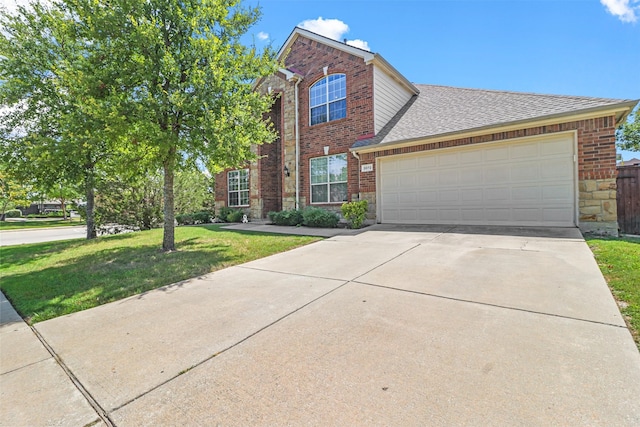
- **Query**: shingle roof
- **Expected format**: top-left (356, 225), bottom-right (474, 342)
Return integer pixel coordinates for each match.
top-left (353, 84), bottom-right (637, 149)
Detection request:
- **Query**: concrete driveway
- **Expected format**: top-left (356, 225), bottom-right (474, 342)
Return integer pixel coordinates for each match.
top-left (3, 225), bottom-right (640, 425)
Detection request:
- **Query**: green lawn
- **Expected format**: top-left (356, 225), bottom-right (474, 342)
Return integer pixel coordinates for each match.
top-left (0, 225), bottom-right (320, 324)
top-left (587, 235), bottom-right (640, 348)
top-left (0, 218), bottom-right (85, 230)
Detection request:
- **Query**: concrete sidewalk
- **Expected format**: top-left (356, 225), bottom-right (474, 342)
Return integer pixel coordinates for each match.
top-left (2, 225), bottom-right (640, 425)
top-left (0, 291), bottom-right (102, 426)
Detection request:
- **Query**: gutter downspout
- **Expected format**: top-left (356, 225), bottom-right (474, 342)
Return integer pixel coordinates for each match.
top-left (294, 78), bottom-right (301, 210)
top-left (352, 150), bottom-right (361, 201)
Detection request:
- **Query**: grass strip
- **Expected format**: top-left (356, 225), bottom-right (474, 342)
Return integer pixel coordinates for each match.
top-left (0, 225), bottom-right (320, 323)
top-left (586, 235), bottom-right (640, 349)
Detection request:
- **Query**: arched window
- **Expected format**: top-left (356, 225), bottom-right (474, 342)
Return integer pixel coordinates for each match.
top-left (309, 74), bottom-right (346, 125)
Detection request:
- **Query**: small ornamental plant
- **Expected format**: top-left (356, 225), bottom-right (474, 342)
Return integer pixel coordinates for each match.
top-left (341, 200), bottom-right (368, 229)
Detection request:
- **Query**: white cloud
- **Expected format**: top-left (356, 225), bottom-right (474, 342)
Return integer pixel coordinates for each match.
top-left (298, 17), bottom-right (349, 40)
top-left (601, 0), bottom-right (639, 23)
top-left (346, 39), bottom-right (370, 52)
top-left (257, 31), bottom-right (269, 41)
top-left (298, 17), bottom-right (371, 51)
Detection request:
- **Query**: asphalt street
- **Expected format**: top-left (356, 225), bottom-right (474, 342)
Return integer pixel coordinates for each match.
top-left (0, 226), bottom-right (86, 246)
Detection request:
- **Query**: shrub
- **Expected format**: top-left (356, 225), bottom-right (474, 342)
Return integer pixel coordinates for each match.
top-left (175, 213), bottom-right (194, 225)
top-left (226, 209), bottom-right (245, 223)
top-left (217, 206), bottom-right (234, 222)
top-left (176, 211), bottom-right (212, 225)
top-left (302, 207), bottom-right (339, 228)
top-left (192, 211), bottom-right (212, 224)
top-left (4, 209), bottom-right (22, 218)
top-left (341, 200), bottom-right (368, 229)
top-left (268, 209), bottom-right (303, 226)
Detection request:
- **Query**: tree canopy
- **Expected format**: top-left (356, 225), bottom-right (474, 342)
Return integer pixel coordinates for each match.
top-left (1, 0), bottom-right (278, 250)
top-left (617, 106), bottom-right (640, 152)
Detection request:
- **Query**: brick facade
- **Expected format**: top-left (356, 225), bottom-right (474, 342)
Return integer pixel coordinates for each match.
top-left (214, 30), bottom-right (623, 234)
top-left (215, 34), bottom-right (375, 218)
top-left (287, 36), bottom-right (374, 211)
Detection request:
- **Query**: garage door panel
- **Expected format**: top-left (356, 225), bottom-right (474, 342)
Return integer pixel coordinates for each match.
top-left (512, 142), bottom-right (539, 159)
top-left (485, 187), bottom-right (510, 201)
top-left (439, 170), bottom-right (459, 186)
top-left (513, 186), bottom-right (541, 201)
top-left (461, 208), bottom-right (485, 221)
top-left (460, 168), bottom-right (484, 185)
top-left (379, 135), bottom-right (575, 227)
top-left (417, 191), bottom-right (438, 203)
top-left (485, 146), bottom-right (510, 162)
top-left (484, 167), bottom-right (509, 183)
top-left (542, 159), bottom-right (572, 179)
top-left (542, 139), bottom-right (573, 156)
top-left (439, 190), bottom-right (460, 202)
top-left (542, 185), bottom-right (572, 200)
top-left (418, 172), bottom-right (438, 186)
top-left (511, 163), bottom-right (539, 182)
top-left (438, 152), bottom-right (460, 166)
top-left (461, 189), bottom-right (483, 202)
top-left (398, 192), bottom-right (417, 204)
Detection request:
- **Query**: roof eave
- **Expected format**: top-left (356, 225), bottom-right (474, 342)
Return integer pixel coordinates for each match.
top-left (367, 54), bottom-right (420, 95)
top-left (277, 27), bottom-right (375, 62)
top-left (351, 100), bottom-right (639, 153)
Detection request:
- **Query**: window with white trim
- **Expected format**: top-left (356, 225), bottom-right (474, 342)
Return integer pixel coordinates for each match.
top-left (309, 74), bottom-right (346, 125)
top-left (228, 169), bottom-right (249, 207)
top-left (310, 154), bottom-right (348, 203)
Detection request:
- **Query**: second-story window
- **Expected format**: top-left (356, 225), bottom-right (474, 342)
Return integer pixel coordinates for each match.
top-left (309, 74), bottom-right (346, 125)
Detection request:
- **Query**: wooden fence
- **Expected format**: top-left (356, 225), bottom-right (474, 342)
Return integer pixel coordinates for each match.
top-left (617, 165), bottom-right (640, 235)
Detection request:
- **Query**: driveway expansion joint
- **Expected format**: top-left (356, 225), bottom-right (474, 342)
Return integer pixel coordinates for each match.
top-left (110, 278), bottom-right (352, 414)
top-left (1, 356), bottom-right (52, 376)
top-left (30, 325), bottom-right (115, 427)
top-left (352, 280), bottom-right (629, 329)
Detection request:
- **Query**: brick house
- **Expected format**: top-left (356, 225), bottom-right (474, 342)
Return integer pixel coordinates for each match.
top-left (215, 27), bottom-right (638, 234)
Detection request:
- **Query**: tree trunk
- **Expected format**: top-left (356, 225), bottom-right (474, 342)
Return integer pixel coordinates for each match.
top-left (162, 147), bottom-right (176, 252)
top-left (60, 197), bottom-right (67, 220)
top-left (85, 170), bottom-right (97, 239)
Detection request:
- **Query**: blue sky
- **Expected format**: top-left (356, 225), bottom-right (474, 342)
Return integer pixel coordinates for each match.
top-left (246, 0), bottom-right (640, 160)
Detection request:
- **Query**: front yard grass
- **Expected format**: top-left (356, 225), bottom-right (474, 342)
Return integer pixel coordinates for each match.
top-left (586, 235), bottom-right (640, 349)
top-left (0, 225), bottom-right (320, 324)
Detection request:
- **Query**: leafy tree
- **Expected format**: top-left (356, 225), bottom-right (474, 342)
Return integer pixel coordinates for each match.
top-left (0, 168), bottom-right (31, 220)
top-left (174, 170), bottom-right (213, 215)
top-left (617, 106), bottom-right (640, 152)
top-left (0, 0), bottom-right (131, 238)
top-left (94, 172), bottom-right (164, 230)
top-left (86, 0), bottom-right (279, 251)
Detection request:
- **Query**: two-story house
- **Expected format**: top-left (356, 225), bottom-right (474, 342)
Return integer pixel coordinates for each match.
top-left (215, 27), bottom-right (638, 235)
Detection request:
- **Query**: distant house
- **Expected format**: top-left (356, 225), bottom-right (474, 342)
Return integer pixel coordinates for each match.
top-left (618, 158), bottom-right (640, 166)
top-left (214, 27), bottom-right (638, 235)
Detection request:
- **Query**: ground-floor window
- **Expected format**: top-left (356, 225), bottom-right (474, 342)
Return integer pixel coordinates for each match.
top-left (310, 153), bottom-right (348, 203)
top-left (228, 169), bottom-right (249, 207)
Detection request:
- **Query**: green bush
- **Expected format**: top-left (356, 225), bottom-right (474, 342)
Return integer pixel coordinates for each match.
top-left (302, 207), bottom-right (339, 228)
top-left (268, 209), bottom-right (303, 226)
top-left (217, 206), bottom-right (234, 222)
top-left (341, 200), bottom-right (368, 229)
top-left (226, 209), bottom-right (245, 223)
top-left (4, 209), bottom-right (22, 218)
top-left (192, 211), bottom-right (212, 224)
top-left (175, 213), bottom-right (194, 225)
top-left (176, 211), bottom-right (212, 225)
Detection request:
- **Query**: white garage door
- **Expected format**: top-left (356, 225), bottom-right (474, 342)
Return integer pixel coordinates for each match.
top-left (378, 134), bottom-right (576, 226)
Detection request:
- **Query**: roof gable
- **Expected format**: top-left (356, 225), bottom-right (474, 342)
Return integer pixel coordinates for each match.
top-left (278, 27), bottom-right (418, 96)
